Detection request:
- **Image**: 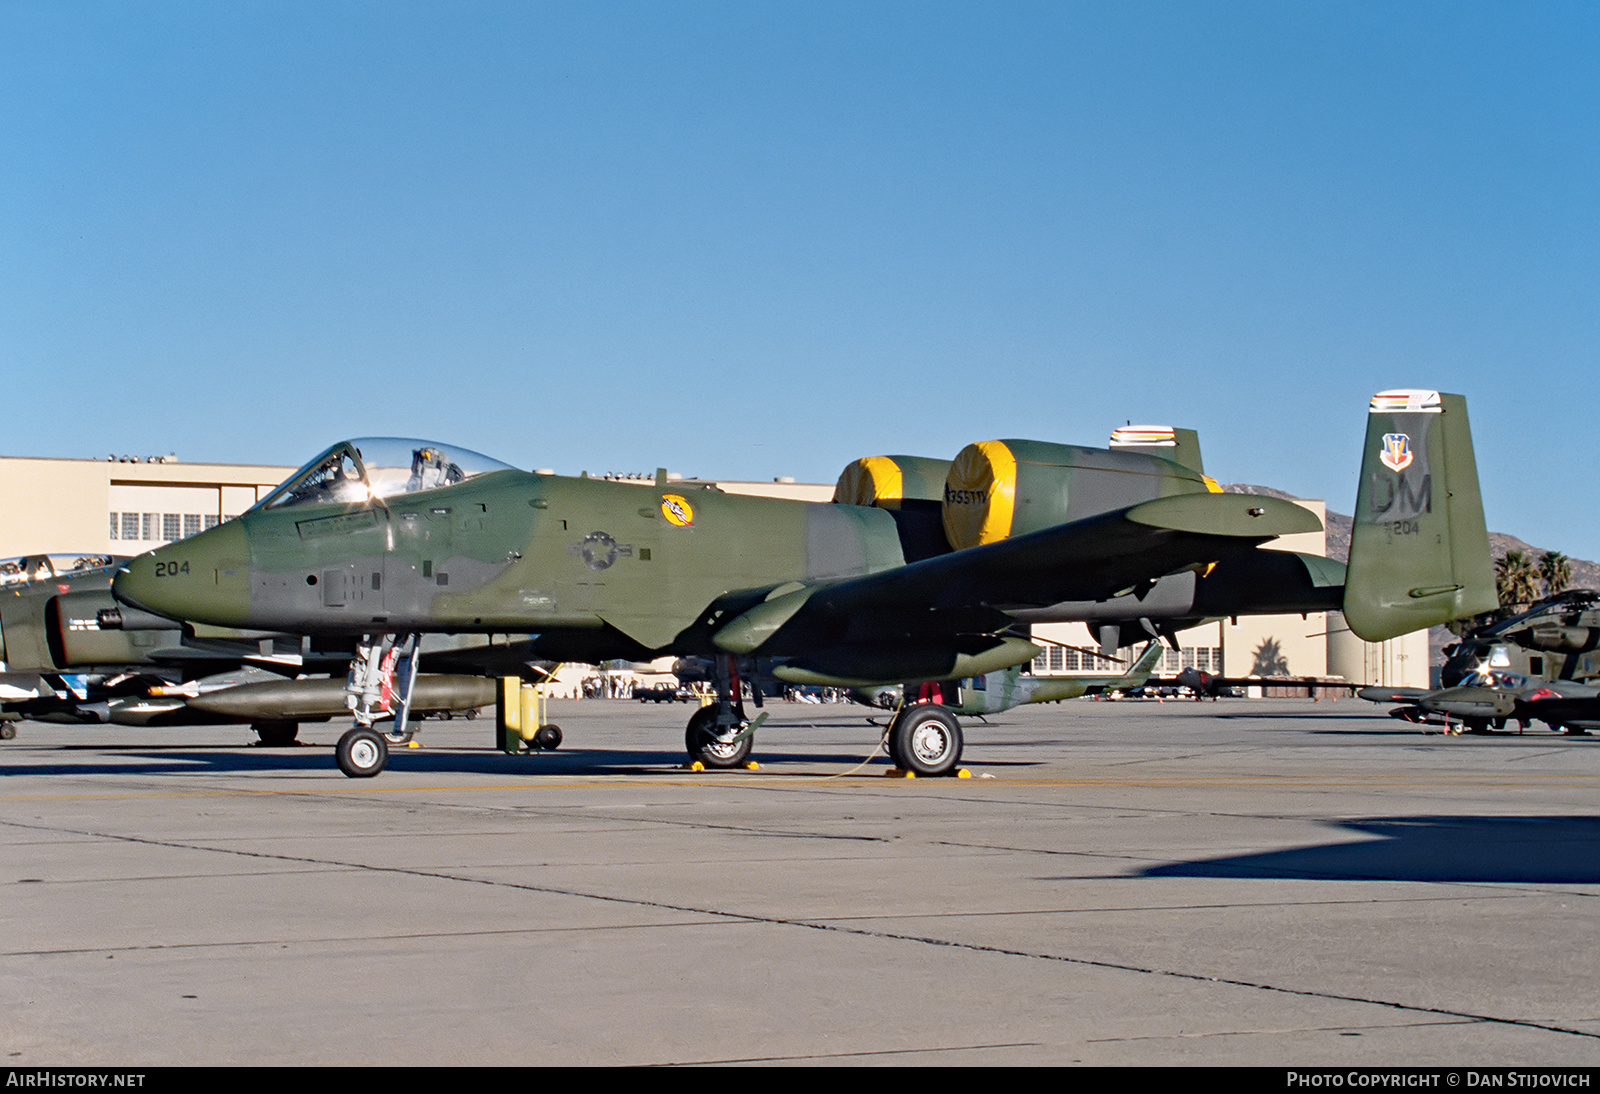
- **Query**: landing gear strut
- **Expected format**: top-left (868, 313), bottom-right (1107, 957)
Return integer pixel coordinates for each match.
top-left (335, 632), bottom-right (421, 778)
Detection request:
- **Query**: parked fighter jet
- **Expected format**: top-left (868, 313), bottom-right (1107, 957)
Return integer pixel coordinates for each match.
top-left (112, 390), bottom-right (1495, 777)
top-left (852, 640), bottom-right (1166, 716)
top-left (0, 552), bottom-right (492, 742)
top-left (1362, 677), bottom-right (1600, 735)
top-left (1361, 589), bottom-right (1600, 733)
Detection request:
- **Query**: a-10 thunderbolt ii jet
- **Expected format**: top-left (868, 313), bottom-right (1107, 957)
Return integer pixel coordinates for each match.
top-left (1361, 589), bottom-right (1600, 734)
top-left (0, 552), bottom-right (494, 741)
top-left (111, 390), bottom-right (1496, 777)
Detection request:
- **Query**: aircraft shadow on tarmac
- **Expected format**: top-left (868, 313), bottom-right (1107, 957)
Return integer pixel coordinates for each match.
top-left (8, 744), bottom-right (910, 778)
top-left (1139, 816), bottom-right (1600, 884)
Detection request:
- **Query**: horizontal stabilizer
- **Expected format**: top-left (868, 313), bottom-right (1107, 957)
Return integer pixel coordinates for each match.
top-left (1126, 493), bottom-right (1321, 538)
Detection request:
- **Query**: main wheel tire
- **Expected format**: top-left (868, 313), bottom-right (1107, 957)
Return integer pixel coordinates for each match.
top-left (685, 705), bottom-right (753, 768)
top-left (252, 720), bottom-right (299, 747)
top-left (889, 704), bottom-right (963, 776)
top-left (533, 724), bottom-right (563, 750)
top-left (0, 723), bottom-right (17, 740)
top-left (336, 727), bottom-right (388, 778)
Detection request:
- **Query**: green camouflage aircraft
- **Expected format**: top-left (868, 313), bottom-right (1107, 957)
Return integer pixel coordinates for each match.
top-left (0, 552), bottom-right (493, 741)
top-left (112, 389), bottom-right (1496, 777)
top-left (1361, 589), bottom-right (1600, 734)
top-left (851, 639), bottom-right (1166, 716)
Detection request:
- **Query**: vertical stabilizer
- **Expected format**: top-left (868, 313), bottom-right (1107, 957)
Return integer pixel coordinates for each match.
top-left (1343, 390), bottom-right (1496, 641)
top-left (1109, 425), bottom-right (1205, 476)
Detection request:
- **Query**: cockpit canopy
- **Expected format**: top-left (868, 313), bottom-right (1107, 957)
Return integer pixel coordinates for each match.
top-left (0, 553), bottom-right (117, 588)
top-left (253, 439), bottom-right (517, 512)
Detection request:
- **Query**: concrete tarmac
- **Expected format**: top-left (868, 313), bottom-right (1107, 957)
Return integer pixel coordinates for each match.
top-left (3, 698), bottom-right (1598, 1066)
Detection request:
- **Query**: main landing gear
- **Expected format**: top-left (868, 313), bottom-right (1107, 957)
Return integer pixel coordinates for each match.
top-left (683, 656), bottom-right (764, 769)
top-left (685, 703), bottom-right (756, 768)
top-left (886, 702), bottom-right (964, 777)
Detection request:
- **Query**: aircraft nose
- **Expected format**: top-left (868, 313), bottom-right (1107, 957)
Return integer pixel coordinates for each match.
top-left (113, 518), bottom-right (252, 626)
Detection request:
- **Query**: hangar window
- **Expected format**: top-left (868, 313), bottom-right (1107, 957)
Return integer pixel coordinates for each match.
top-left (122, 513), bottom-right (140, 541)
top-left (162, 514), bottom-right (182, 541)
top-left (184, 514), bottom-right (201, 538)
top-left (109, 513), bottom-right (119, 540)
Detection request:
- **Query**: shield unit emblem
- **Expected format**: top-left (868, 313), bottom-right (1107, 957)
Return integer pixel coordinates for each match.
top-left (1379, 433), bottom-right (1413, 473)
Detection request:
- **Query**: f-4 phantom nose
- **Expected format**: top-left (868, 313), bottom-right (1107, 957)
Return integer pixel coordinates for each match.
top-left (113, 519), bottom-right (252, 627)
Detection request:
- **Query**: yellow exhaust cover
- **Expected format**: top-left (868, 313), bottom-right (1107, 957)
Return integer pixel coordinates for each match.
top-left (942, 440), bottom-right (1017, 550)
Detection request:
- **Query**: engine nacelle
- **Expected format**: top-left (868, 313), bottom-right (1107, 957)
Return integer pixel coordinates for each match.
top-left (834, 455), bottom-right (952, 509)
top-left (941, 437), bottom-right (1217, 551)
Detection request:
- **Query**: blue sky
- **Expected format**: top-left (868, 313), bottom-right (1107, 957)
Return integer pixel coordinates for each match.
top-left (4, 2), bottom-right (1596, 556)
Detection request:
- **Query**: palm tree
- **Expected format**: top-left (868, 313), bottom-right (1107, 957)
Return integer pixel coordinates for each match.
top-left (1496, 550), bottom-right (1541, 609)
top-left (1538, 551), bottom-right (1572, 598)
top-left (1250, 638), bottom-right (1290, 677)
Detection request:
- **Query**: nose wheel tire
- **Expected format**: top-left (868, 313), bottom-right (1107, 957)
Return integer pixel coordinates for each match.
top-left (888, 704), bottom-right (963, 777)
top-left (685, 705), bottom-right (753, 768)
top-left (337, 727), bottom-right (389, 778)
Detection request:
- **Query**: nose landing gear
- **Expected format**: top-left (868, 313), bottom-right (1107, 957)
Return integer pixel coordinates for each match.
top-left (335, 632), bottom-right (419, 778)
top-left (336, 725), bottom-right (388, 778)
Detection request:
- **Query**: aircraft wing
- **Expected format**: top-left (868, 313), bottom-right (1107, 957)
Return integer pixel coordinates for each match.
top-left (714, 492), bottom-right (1321, 654)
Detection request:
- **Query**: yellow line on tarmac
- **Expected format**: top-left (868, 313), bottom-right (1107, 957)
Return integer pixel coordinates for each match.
top-left (2, 771), bottom-right (1598, 802)
top-left (0, 780), bottom-right (748, 801)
